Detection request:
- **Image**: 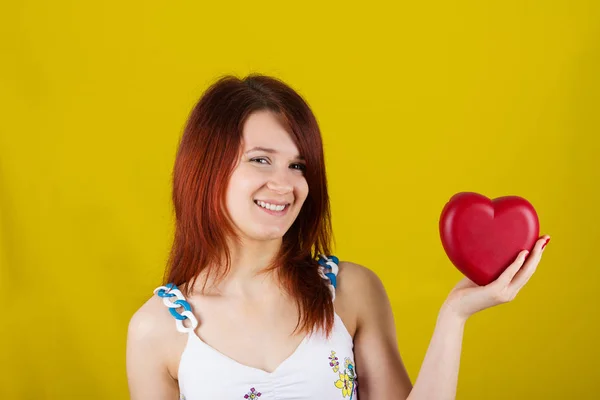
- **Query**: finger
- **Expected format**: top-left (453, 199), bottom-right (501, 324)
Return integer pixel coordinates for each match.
top-left (493, 249), bottom-right (530, 288)
top-left (530, 235), bottom-right (550, 258)
top-left (510, 256), bottom-right (538, 290)
top-left (510, 236), bottom-right (549, 289)
top-left (539, 234), bottom-right (551, 254)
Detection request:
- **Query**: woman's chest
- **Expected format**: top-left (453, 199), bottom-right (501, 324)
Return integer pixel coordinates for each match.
top-left (190, 296), bottom-right (310, 373)
top-left (163, 288), bottom-right (359, 397)
top-left (178, 322), bottom-right (358, 400)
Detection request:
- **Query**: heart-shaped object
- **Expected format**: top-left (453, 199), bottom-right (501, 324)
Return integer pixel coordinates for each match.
top-left (439, 192), bottom-right (540, 286)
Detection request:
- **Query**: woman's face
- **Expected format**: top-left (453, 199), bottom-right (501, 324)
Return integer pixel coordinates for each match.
top-left (224, 110), bottom-right (309, 243)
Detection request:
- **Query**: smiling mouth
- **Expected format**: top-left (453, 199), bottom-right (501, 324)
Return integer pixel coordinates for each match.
top-left (254, 200), bottom-right (290, 212)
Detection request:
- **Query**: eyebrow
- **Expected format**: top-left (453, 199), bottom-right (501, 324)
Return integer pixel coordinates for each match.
top-left (245, 147), bottom-right (305, 161)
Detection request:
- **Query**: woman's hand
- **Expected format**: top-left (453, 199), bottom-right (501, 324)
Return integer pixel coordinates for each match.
top-left (442, 235), bottom-right (551, 322)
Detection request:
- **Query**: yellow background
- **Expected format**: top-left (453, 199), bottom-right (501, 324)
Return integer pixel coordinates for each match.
top-left (1, 1), bottom-right (598, 398)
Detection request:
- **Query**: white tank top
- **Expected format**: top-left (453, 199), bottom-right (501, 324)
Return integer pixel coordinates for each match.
top-left (154, 255), bottom-right (359, 400)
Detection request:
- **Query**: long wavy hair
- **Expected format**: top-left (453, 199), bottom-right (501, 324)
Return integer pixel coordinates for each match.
top-left (162, 73), bottom-right (335, 336)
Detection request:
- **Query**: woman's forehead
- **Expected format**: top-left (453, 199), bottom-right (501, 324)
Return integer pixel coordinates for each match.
top-left (242, 111), bottom-right (301, 158)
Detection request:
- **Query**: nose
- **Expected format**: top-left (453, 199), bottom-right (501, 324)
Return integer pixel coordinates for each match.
top-left (266, 169), bottom-right (294, 194)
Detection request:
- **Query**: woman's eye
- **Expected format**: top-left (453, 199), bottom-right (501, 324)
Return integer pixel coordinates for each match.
top-left (250, 158), bottom-right (304, 172)
top-left (291, 163), bottom-right (306, 172)
top-left (250, 157), bottom-right (269, 164)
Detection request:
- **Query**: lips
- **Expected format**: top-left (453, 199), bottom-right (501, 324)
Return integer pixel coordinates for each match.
top-left (254, 199), bottom-right (290, 206)
top-left (254, 200), bottom-right (290, 216)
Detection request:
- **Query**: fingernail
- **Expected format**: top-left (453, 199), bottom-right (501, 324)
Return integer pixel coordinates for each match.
top-left (542, 238), bottom-right (550, 249)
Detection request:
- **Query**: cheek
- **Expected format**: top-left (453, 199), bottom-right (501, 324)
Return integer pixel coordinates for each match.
top-left (227, 170), bottom-right (258, 197)
top-left (225, 174), bottom-right (250, 212)
top-left (297, 179), bottom-right (309, 202)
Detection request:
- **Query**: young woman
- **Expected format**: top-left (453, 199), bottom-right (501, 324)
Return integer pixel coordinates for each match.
top-left (126, 74), bottom-right (550, 399)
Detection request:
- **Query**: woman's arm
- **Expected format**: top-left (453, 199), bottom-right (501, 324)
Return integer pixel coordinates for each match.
top-left (338, 262), bottom-right (413, 399)
top-left (403, 304), bottom-right (465, 400)
top-left (126, 298), bottom-right (180, 400)
top-left (346, 235), bottom-right (549, 400)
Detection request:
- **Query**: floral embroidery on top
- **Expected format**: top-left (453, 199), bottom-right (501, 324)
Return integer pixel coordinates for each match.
top-left (334, 370), bottom-right (353, 398)
top-left (179, 394), bottom-right (186, 400)
top-left (243, 387), bottom-right (262, 399)
top-left (345, 357), bottom-right (357, 382)
top-left (329, 352), bottom-right (357, 399)
top-left (329, 350), bottom-right (340, 372)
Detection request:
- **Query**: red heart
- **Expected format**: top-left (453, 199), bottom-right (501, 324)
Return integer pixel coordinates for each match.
top-left (439, 192), bottom-right (540, 286)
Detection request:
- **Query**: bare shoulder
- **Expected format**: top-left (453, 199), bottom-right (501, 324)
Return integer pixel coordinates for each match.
top-left (126, 293), bottom-right (181, 399)
top-left (337, 260), bottom-right (386, 293)
top-left (128, 293), bottom-right (172, 341)
top-left (337, 260), bottom-right (389, 309)
top-left (334, 261), bottom-right (389, 337)
top-left (127, 294), bottom-right (174, 368)
top-left (337, 260), bottom-right (413, 397)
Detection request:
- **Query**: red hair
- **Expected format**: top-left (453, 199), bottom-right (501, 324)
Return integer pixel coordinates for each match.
top-left (163, 74), bottom-right (335, 336)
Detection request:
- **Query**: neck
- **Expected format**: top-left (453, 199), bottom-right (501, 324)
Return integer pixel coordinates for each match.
top-left (199, 236), bottom-right (285, 298)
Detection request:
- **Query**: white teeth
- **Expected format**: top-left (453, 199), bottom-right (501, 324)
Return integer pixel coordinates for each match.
top-left (256, 200), bottom-right (286, 212)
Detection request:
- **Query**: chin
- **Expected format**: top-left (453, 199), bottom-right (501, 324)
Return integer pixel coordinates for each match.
top-left (248, 227), bottom-right (289, 242)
